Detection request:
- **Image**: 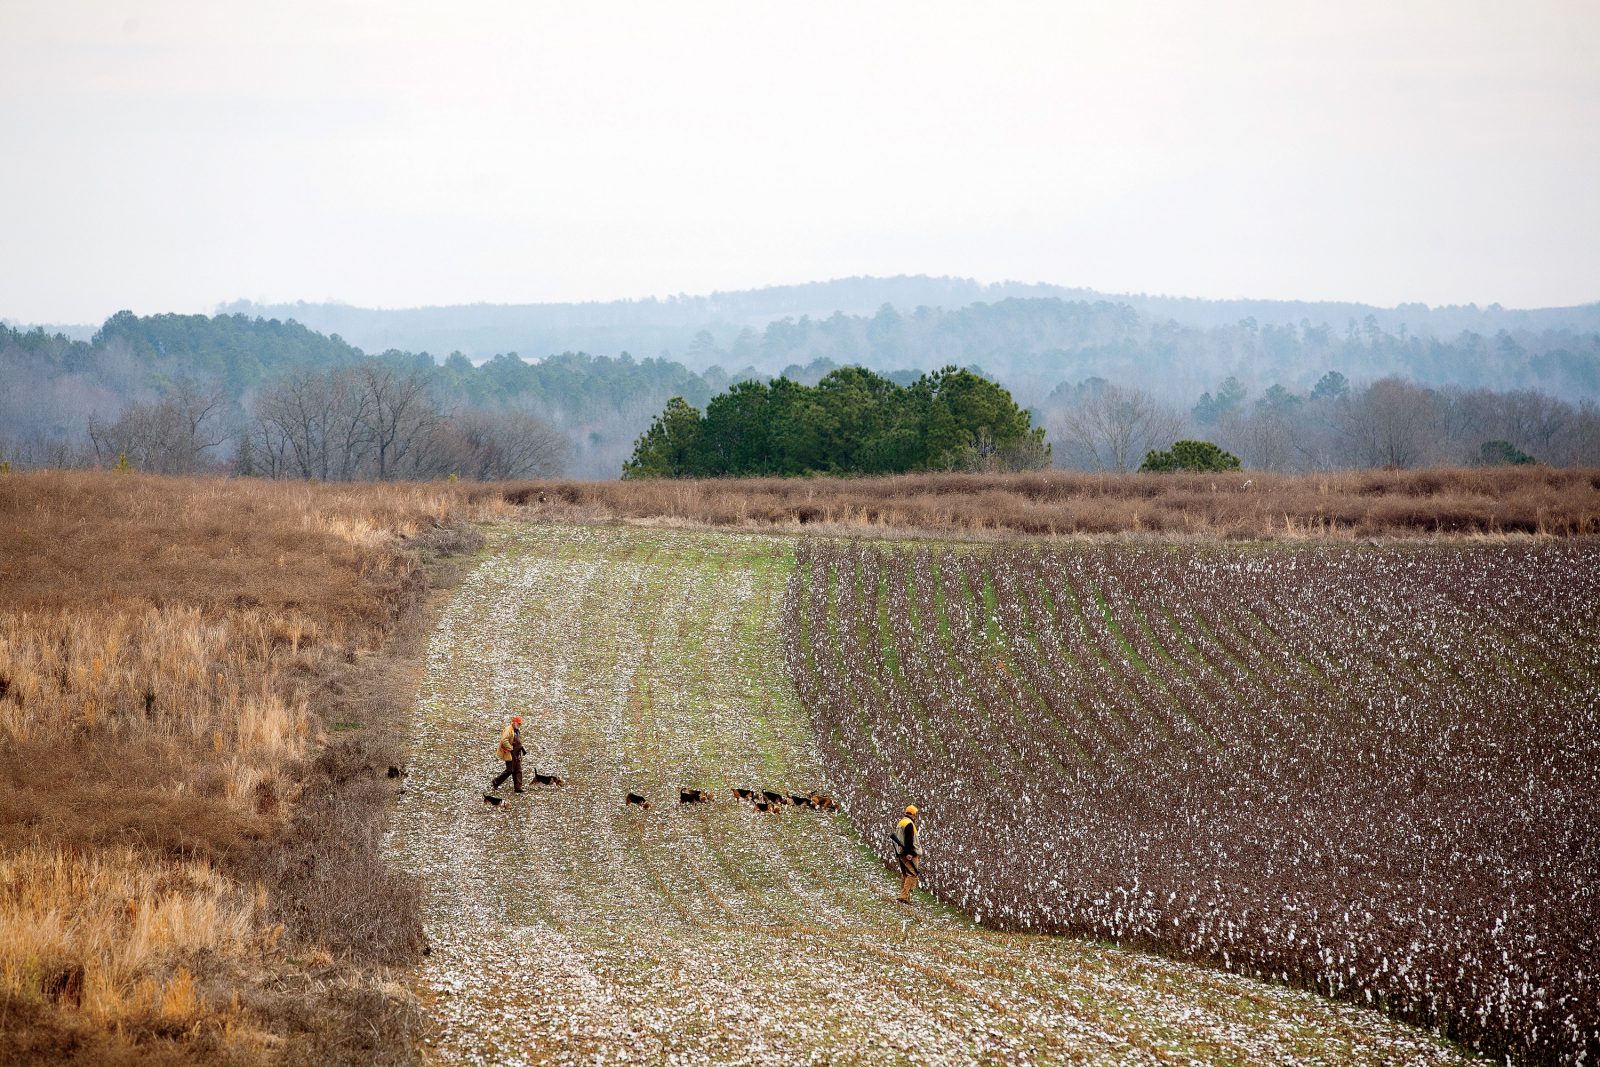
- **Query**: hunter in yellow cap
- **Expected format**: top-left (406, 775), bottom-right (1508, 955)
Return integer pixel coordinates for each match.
top-left (892, 805), bottom-right (923, 903)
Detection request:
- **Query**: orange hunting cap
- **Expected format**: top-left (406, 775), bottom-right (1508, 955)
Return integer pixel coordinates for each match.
top-left (905, 805), bottom-right (918, 815)
top-left (511, 715), bottom-right (523, 725)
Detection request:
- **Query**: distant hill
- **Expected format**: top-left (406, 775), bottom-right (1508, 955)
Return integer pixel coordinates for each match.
top-left (216, 278), bottom-right (1067, 362)
top-left (219, 275), bottom-right (1600, 363)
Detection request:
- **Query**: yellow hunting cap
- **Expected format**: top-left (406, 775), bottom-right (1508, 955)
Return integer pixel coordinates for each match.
top-left (905, 805), bottom-right (918, 815)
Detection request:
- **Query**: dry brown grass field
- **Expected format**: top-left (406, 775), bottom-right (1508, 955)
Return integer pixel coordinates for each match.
top-left (2, 465), bottom-right (1594, 1065)
top-left (0, 472), bottom-right (515, 1066)
top-left (491, 466), bottom-right (1600, 538)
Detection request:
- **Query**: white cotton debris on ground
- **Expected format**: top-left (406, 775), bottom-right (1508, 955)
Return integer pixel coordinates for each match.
top-left (383, 524), bottom-right (1473, 1067)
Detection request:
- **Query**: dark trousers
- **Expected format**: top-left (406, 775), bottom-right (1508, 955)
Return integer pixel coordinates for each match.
top-left (492, 757), bottom-right (522, 791)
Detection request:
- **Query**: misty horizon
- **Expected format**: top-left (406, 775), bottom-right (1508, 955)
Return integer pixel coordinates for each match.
top-left (217, 273), bottom-right (1600, 318)
top-left (7, 271), bottom-right (1597, 338)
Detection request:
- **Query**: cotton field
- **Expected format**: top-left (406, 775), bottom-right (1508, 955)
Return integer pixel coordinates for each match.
top-left (784, 540), bottom-right (1599, 1065)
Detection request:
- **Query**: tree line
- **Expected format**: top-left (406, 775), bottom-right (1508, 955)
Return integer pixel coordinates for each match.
top-left (0, 315), bottom-right (738, 478)
top-left (0, 316), bottom-right (568, 480)
top-left (71, 363), bottom-right (567, 481)
top-left (1046, 371), bottom-right (1600, 472)
top-left (624, 366), bottom-right (1048, 477)
top-left (4, 309), bottom-right (1598, 479)
top-left (241, 364), bottom-right (564, 481)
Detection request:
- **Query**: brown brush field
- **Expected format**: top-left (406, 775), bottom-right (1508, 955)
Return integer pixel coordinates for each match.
top-left (489, 466), bottom-right (1600, 538)
top-left (0, 472), bottom-right (513, 1065)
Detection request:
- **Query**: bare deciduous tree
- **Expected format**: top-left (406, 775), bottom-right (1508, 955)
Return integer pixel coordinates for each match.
top-left (241, 408), bottom-right (293, 478)
top-left (1050, 383), bottom-right (1184, 472)
top-left (87, 380), bottom-right (229, 473)
top-left (1333, 377), bottom-right (1437, 468)
top-left (1232, 413), bottom-right (1299, 471)
top-left (356, 363), bottom-right (435, 480)
top-left (441, 409), bottom-right (569, 480)
top-left (1501, 389), bottom-right (1570, 457)
top-left (239, 363), bottom-right (568, 481)
top-left (254, 372), bottom-right (337, 479)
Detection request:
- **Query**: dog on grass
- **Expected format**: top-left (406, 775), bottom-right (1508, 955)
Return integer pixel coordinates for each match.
top-left (533, 769), bottom-right (565, 786)
top-left (625, 791), bottom-right (651, 810)
top-left (732, 787), bottom-right (756, 801)
top-left (482, 793), bottom-right (504, 807)
top-left (762, 790), bottom-right (790, 806)
top-left (680, 788), bottom-right (714, 804)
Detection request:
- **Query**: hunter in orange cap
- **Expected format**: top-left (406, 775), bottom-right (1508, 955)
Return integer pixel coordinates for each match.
top-left (492, 715), bottom-right (527, 793)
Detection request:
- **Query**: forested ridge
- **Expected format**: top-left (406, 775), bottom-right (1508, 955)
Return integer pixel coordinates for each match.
top-left (215, 275), bottom-right (1600, 375)
top-left (4, 290), bottom-right (1599, 478)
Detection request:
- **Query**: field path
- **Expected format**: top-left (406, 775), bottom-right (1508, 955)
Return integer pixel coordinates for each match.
top-left (386, 524), bottom-right (1471, 1066)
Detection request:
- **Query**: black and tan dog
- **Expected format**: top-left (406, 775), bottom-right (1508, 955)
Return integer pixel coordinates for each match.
top-left (533, 769), bottom-right (565, 786)
top-left (680, 788), bottom-right (715, 804)
top-left (732, 787), bottom-right (757, 801)
top-left (761, 789), bottom-right (790, 806)
top-left (625, 791), bottom-right (651, 810)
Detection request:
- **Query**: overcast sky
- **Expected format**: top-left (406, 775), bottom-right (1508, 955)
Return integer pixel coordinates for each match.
top-left (3, 1), bottom-right (1597, 324)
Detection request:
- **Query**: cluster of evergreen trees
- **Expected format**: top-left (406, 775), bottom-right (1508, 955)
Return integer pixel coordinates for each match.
top-left (623, 366), bottom-right (1047, 478)
top-left (1138, 440), bottom-right (1242, 472)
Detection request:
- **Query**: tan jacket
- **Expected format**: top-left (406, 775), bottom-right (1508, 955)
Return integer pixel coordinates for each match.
top-left (497, 723), bottom-right (523, 761)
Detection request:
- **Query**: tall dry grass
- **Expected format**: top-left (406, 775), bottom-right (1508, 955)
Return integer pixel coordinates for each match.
top-left (0, 472), bottom-right (506, 1064)
top-left (0, 608), bottom-right (308, 806)
top-left (0, 847), bottom-right (264, 1040)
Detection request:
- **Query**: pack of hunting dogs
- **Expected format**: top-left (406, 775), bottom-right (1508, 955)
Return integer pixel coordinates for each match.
top-left (481, 715), bottom-right (926, 904)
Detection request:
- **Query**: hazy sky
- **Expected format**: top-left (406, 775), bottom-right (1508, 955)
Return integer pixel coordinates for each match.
top-left (3, 1), bottom-right (1598, 324)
